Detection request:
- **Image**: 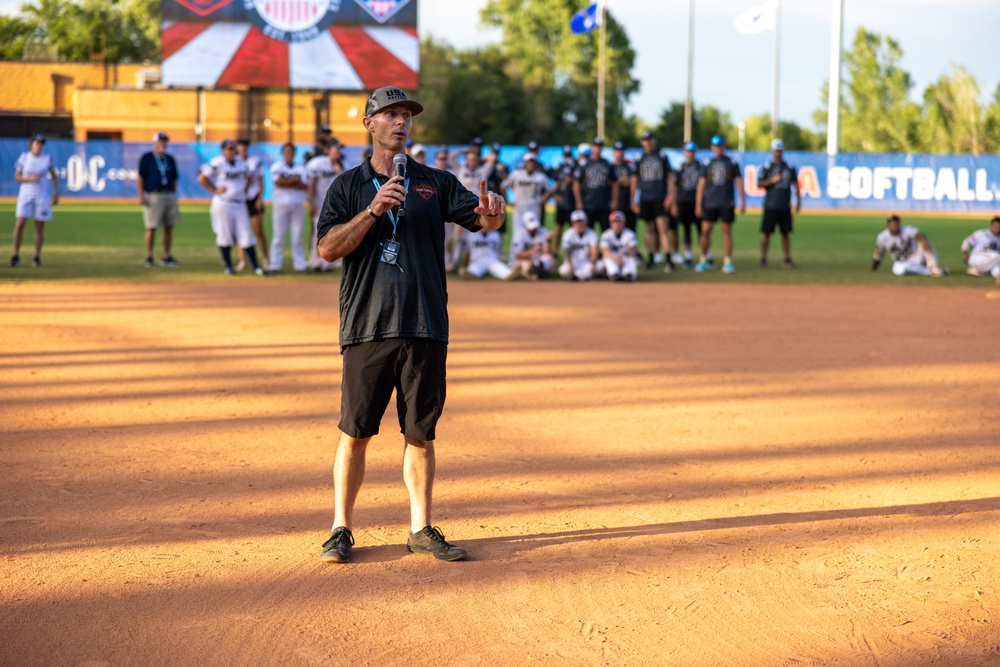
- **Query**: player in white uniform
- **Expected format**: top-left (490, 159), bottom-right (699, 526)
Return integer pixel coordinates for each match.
top-left (306, 138), bottom-right (344, 271)
top-left (269, 143), bottom-right (310, 273)
top-left (236, 138), bottom-right (268, 271)
top-left (871, 214), bottom-right (946, 277)
top-left (501, 152), bottom-right (553, 255)
top-left (459, 227), bottom-right (516, 280)
top-left (197, 139), bottom-right (264, 276)
top-left (446, 141), bottom-right (497, 271)
top-left (558, 210), bottom-right (600, 281)
top-left (961, 216), bottom-right (1000, 286)
top-left (509, 211), bottom-right (555, 280)
top-left (11, 134), bottom-right (59, 267)
top-left (599, 210), bottom-right (639, 281)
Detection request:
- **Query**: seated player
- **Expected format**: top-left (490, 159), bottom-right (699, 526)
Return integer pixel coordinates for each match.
top-left (961, 216), bottom-right (1000, 286)
top-left (599, 210), bottom-right (639, 282)
top-left (871, 214), bottom-right (947, 277)
top-left (459, 227), bottom-right (517, 280)
top-left (558, 210), bottom-right (600, 281)
top-left (509, 211), bottom-right (555, 280)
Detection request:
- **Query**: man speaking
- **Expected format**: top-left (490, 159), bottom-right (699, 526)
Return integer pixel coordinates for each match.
top-left (315, 86), bottom-right (507, 563)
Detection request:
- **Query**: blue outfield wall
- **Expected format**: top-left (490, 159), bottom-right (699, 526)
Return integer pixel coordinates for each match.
top-left (2, 139), bottom-right (999, 213)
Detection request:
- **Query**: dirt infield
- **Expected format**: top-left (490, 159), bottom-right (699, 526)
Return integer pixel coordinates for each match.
top-left (2, 280), bottom-right (999, 666)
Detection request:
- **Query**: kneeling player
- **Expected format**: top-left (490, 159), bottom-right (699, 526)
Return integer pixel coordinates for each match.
top-left (510, 212), bottom-right (554, 280)
top-left (600, 210), bottom-right (639, 281)
top-left (961, 216), bottom-right (1000, 286)
top-left (460, 227), bottom-right (516, 280)
top-left (559, 210), bottom-right (600, 281)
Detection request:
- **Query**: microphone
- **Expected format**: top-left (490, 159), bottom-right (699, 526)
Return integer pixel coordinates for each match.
top-left (392, 153), bottom-right (407, 218)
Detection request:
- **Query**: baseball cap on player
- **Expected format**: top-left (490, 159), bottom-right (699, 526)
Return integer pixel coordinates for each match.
top-left (524, 212), bottom-right (540, 230)
top-left (609, 210), bottom-right (626, 223)
top-left (364, 86), bottom-right (423, 118)
top-left (325, 137), bottom-right (341, 148)
top-left (770, 138), bottom-right (785, 151)
top-left (592, 136), bottom-right (604, 146)
top-left (563, 145), bottom-right (573, 156)
top-left (411, 143), bottom-right (425, 156)
top-left (319, 124), bottom-right (331, 133)
top-left (31, 133), bottom-right (46, 143)
top-left (220, 139), bottom-right (236, 150)
top-left (236, 137), bottom-right (251, 145)
top-left (523, 152), bottom-right (538, 162)
top-left (641, 130), bottom-right (655, 141)
top-left (683, 141), bottom-right (698, 151)
top-left (570, 210), bottom-right (588, 223)
top-left (613, 141), bottom-right (625, 150)
top-left (710, 135), bottom-right (725, 146)
top-left (153, 132), bottom-right (169, 142)
top-left (527, 141), bottom-right (539, 151)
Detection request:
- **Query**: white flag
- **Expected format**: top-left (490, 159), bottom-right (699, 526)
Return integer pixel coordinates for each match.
top-left (735, 0), bottom-right (778, 35)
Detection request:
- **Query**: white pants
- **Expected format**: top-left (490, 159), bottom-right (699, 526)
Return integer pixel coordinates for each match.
top-left (559, 261), bottom-right (595, 281)
top-left (509, 205), bottom-right (542, 261)
top-left (444, 224), bottom-right (463, 269)
top-left (466, 258), bottom-right (513, 279)
top-left (270, 203), bottom-right (307, 271)
top-left (891, 246), bottom-right (937, 276)
top-left (308, 210), bottom-right (337, 271)
top-left (603, 255), bottom-right (638, 280)
top-left (517, 254), bottom-right (555, 276)
top-left (968, 250), bottom-right (1000, 277)
top-left (16, 194), bottom-right (52, 221)
top-left (210, 198), bottom-right (254, 248)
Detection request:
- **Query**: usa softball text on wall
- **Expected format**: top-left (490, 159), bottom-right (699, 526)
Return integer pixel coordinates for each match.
top-left (161, 0), bottom-right (418, 89)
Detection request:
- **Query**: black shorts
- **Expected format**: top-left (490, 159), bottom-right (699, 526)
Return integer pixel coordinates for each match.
top-left (675, 201), bottom-right (698, 225)
top-left (622, 208), bottom-right (637, 231)
top-left (555, 207), bottom-right (573, 226)
top-left (246, 198), bottom-right (261, 216)
top-left (702, 207), bottom-right (735, 224)
top-left (638, 200), bottom-right (666, 223)
top-left (585, 207), bottom-right (610, 231)
top-left (761, 209), bottom-right (793, 235)
top-left (339, 338), bottom-right (447, 441)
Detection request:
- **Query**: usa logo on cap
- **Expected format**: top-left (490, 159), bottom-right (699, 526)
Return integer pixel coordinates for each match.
top-left (357, 0), bottom-right (410, 23)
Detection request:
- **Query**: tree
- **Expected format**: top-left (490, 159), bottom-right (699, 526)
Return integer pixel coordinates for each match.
top-left (0, 14), bottom-right (35, 60)
top-left (480, 0), bottom-right (639, 144)
top-left (650, 103), bottom-right (734, 149)
top-left (815, 28), bottom-right (920, 153)
top-left (920, 64), bottom-right (987, 155)
top-left (985, 84), bottom-right (1000, 153)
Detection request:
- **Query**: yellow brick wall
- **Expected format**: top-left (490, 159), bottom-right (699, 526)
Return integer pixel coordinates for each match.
top-left (0, 62), bottom-right (149, 112)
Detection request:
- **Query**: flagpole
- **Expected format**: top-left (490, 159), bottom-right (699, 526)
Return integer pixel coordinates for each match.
top-left (771, 0), bottom-right (780, 138)
top-left (684, 0), bottom-right (694, 142)
top-left (597, 0), bottom-right (606, 139)
top-left (826, 0), bottom-right (843, 156)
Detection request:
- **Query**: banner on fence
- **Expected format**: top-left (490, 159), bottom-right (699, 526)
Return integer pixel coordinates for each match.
top-left (1, 139), bottom-right (998, 213)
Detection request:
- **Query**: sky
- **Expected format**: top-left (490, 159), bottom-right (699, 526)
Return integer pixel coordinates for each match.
top-left (2, 0), bottom-right (996, 131)
top-left (419, 0), bottom-right (1000, 130)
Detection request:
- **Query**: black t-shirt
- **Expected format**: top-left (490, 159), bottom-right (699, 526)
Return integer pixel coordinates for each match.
top-left (574, 157), bottom-right (614, 210)
top-left (138, 151), bottom-right (179, 192)
top-left (635, 152), bottom-right (672, 202)
top-left (675, 160), bottom-right (704, 204)
top-left (317, 157), bottom-right (482, 350)
top-left (613, 161), bottom-right (634, 212)
top-left (701, 155), bottom-right (741, 209)
top-left (759, 160), bottom-right (798, 210)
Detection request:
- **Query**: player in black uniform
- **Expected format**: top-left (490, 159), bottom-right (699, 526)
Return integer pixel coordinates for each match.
top-left (634, 130), bottom-right (676, 271)
top-left (573, 137), bottom-right (619, 232)
top-left (672, 141), bottom-right (703, 269)
top-left (757, 139), bottom-right (800, 268)
top-left (695, 135), bottom-right (745, 274)
top-left (552, 145), bottom-right (576, 251)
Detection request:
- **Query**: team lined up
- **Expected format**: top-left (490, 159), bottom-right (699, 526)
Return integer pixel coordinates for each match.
top-left (7, 132), bottom-right (1000, 285)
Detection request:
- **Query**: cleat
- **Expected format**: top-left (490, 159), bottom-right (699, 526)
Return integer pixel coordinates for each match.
top-left (32, 256), bottom-right (41, 268)
top-left (144, 257), bottom-right (154, 268)
top-left (406, 526), bottom-right (467, 561)
top-left (683, 258), bottom-right (694, 269)
top-left (224, 266), bottom-right (235, 275)
top-left (695, 260), bottom-right (709, 273)
top-left (966, 267), bottom-right (983, 277)
top-left (10, 255), bottom-right (20, 267)
top-left (321, 527), bottom-right (354, 563)
top-left (254, 267), bottom-right (267, 277)
top-left (760, 258), bottom-right (767, 267)
top-left (722, 260), bottom-right (735, 274)
top-left (159, 256), bottom-right (180, 267)
top-left (783, 258), bottom-right (797, 269)
top-left (671, 253), bottom-right (685, 265)
top-left (662, 263), bottom-right (672, 273)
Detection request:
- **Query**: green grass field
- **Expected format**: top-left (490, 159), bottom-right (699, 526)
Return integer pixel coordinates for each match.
top-left (0, 202), bottom-right (992, 287)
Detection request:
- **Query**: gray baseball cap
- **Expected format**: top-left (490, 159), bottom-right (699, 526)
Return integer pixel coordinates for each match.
top-left (365, 86), bottom-right (423, 118)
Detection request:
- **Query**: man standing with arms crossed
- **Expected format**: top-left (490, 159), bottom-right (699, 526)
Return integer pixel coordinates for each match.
top-left (695, 135), bottom-right (745, 274)
top-left (137, 132), bottom-right (180, 268)
top-left (315, 86), bottom-right (507, 563)
top-left (758, 139), bottom-right (800, 268)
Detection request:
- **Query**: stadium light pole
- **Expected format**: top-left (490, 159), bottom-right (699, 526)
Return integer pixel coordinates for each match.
top-left (826, 0), bottom-right (844, 156)
top-left (596, 0), bottom-right (606, 139)
top-left (771, 0), bottom-right (781, 138)
top-left (684, 0), bottom-right (694, 142)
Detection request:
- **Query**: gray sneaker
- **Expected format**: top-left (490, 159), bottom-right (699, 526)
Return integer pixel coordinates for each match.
top-left (406, 526), bottom-right (467, 561)
top-left (321, 527), bottom-right (354, 563)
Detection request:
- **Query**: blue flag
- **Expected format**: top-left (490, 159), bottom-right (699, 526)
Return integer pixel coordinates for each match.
top-left (570, 2), bottom-right (601, 34)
